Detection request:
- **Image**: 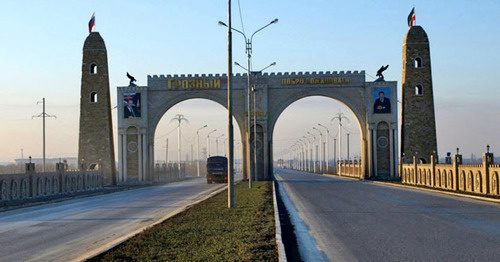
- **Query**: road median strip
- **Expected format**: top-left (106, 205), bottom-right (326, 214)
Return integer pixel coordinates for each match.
top-left (86, 181), bottom-right (278, 261)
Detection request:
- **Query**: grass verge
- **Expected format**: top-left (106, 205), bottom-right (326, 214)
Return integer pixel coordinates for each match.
top-left (89, 181), bottom-right (278, 261)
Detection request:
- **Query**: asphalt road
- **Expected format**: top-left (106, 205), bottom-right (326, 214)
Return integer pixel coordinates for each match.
top-left (0, 177), bottom-right (232, 262)
top-left (275, 168), bottom-right (500, 262)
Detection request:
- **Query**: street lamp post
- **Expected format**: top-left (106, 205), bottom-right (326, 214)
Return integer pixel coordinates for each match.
top-left (196, 125), bottom-right (208, 177)
top-left (318, 124), bottom-right (330, 173)
top-left (235, 62), bottom-right (276, 181)
top-left (299, 139), bottom-right (307, 171)
top-left (312, 127), bottom-right (323, 173)
top-left (225, 0), bottom-right (235, 208)
top-left (332, 112), bottom-right (349, 167)
top-left (219, 18), bottom-right (278, 188)
top-left (307, 132), bottom-right (317, 173)
top-left (333, 138), bottom-right (337, 173)
top-left (171, 112), bottom-right (189, 178)
top-left (303, 135), bottom-right (312, 172)
top-left (347, 133), bottom-right (350, 162)
top-left (207, 129), bottom-right (217, 157)
top-left (216, 134), bottom-right (225, 155)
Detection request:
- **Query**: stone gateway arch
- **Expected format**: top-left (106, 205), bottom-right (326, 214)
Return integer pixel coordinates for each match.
top-left (116, 71), bottom-right (398, 183)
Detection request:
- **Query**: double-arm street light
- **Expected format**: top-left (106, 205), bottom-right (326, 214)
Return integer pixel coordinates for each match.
top-left (219, 18), bottom-right (278, 188)
top-left (332, 112), bottom-right (349, 163)
top-left (235, 61), bottom-right (276, 182)
top-left (317, 123), bottom-right (330, 173)
top-left (207, 129), bottom-right (217, 157)
top-left (196, 125), bottom-right (208, 177)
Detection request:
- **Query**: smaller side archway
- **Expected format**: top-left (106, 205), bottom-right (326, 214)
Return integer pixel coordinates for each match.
top-left (491, 172), bottom-right (499, 196)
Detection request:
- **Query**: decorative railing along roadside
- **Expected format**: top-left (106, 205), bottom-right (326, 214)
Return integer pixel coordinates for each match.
top-left (0, 165), bottom-right (103, 204)
top-left (337, 160), bottom-right (363, 178)
top-left (153, 163), bottom-right (186, 182)
top-left (400, 153), bottom-right (499, 197)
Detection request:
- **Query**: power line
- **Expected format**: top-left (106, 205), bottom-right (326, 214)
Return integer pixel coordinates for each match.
top-left (237, 0), bottom-right (245, 35)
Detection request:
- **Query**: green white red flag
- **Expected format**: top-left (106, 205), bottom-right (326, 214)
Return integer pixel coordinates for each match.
top-left (408, 7), bottom-right (415, 27)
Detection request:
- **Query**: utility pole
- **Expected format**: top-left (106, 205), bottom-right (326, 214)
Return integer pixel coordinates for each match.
top-left (171, 111), bottom-right (188, 178)
top-left (226, 0), bottom-right (235, 208)
top-left (32, 98), bottom-right (56, 172)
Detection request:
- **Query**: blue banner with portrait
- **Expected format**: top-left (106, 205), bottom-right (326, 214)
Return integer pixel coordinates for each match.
top-left (123, 93), bottom-right (141, 118)
top-left (373, 88), bottom-right (391, 114)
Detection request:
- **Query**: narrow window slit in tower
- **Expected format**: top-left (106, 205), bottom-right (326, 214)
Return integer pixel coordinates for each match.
top-left (90, 63), bottom-right (98, 74)
top-left (414, 57), bottom-right (422, 68)
top-left (415, 84), bottom-right (423, 96)
top-left (90, 92), bottom-right (98, 103)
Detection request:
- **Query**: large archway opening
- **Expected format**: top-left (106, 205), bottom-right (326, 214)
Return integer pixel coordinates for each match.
top-left (152, 99), bottom-right (243, 181)
top-left (272, 96), bottom-right (362, 175)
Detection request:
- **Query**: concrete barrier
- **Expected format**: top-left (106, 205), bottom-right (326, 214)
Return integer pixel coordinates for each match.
top-left (0, 170), bottom-right (102, 204)
top-left (401, 153), bottom-right (499, 197)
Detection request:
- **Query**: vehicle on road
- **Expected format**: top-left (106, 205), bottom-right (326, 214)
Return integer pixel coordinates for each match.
top-left (206, 156), bottom-right (228, 184)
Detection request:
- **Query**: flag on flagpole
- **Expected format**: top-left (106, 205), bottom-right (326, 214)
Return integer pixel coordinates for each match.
top-left (407, 7), bottom-right (415, 27)
top-left (88, 12), bottom-right (96, 33)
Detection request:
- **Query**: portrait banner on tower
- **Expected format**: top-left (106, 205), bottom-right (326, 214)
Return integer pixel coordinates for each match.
top-left (373, 87), bottom-right (391, 114)
top-left (123, 93), bottom-right (141, 118)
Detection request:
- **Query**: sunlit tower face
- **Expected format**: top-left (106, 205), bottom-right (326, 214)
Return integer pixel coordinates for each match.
top-left (401, 26), bottom-right (437, 164)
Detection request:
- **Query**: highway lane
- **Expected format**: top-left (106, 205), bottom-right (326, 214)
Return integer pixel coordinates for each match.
top-left (0, 177), bottom-right (234, 262)
top-left (275, 168), bottom-right (500, 262)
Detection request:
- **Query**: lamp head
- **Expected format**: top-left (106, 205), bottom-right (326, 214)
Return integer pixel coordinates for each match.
top-left (270, 62), bottom-right (277, 66)
top-left (271, 18), bottom-right (279, 24)
top-left (234, 61), bottom-right (241, 66)
top-left (218, 21), bottom-right (227, 27)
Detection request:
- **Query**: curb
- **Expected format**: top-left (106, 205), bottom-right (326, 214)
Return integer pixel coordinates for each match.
top-left (73, 184), bottom-right (229, 262)
top-left (272, 180), bottom-right (288, 262)
top-left (274, 173), bottom-right (328, 261)
top-left (321, 173), bottom-right (500, 204)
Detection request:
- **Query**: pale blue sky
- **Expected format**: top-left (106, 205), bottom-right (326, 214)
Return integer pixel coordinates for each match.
top-left (1, 0), bottom-right (499, 162)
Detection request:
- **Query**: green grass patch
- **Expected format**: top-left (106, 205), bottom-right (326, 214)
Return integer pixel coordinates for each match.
top-left (90, 181), bottom-right (278, 261)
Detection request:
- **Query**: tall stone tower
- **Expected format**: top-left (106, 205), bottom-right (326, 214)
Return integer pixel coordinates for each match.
top-left (78, 32), bottom-right (116, 185)
top-left (401, 26), bottom-right (437, 163)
